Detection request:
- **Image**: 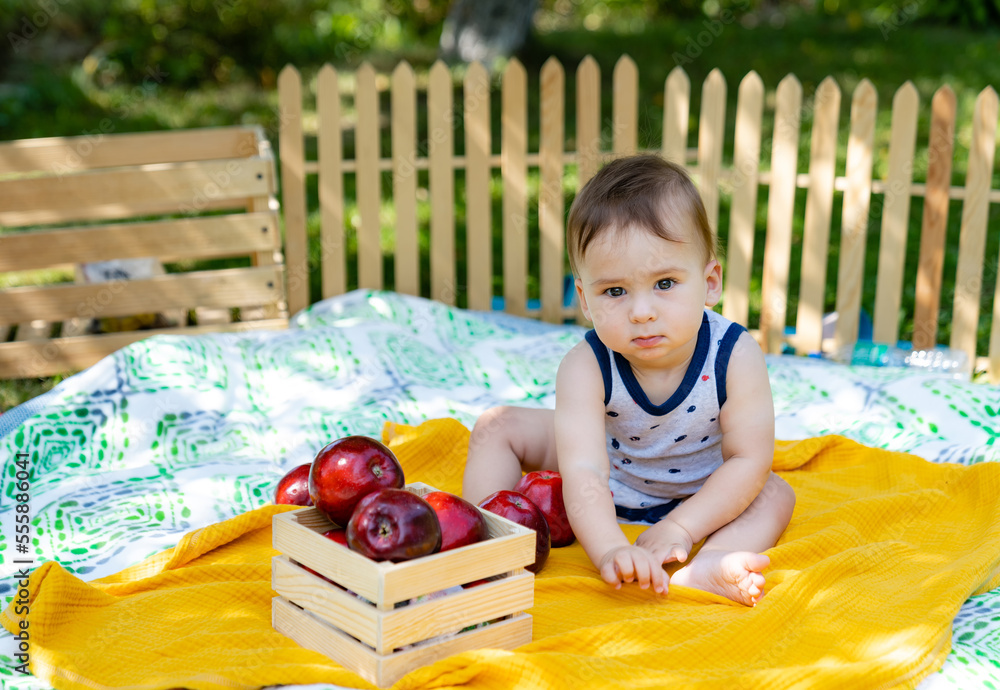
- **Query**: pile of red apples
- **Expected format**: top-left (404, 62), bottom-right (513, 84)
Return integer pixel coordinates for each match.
top-left (274, 435), bottom-right (575, 572)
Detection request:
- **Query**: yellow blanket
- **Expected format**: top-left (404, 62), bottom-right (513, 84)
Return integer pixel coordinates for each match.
top-left (5, 418), bottom-right (1000, 690)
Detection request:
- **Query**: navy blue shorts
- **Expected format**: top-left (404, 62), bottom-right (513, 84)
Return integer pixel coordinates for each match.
top-left (615, 498), bottom-right (683, 525)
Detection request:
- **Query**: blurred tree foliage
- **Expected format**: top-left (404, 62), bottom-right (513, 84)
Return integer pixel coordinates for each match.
top-left (1, 0), bottom-right (996, 96)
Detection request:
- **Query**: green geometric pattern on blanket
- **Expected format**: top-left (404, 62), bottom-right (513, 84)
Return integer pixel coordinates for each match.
top-left (120, 336), bottom-right (231, 393)
top-left (1, 289), bottom-right (999, 690)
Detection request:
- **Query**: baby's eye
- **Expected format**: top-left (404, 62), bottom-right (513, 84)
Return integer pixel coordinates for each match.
top-left (604, 287), bottom-right (625, 297)
top-left (656, 279), bottom-right (675, 290)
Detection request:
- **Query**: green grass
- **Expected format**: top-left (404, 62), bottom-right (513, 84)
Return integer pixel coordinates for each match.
top-left (2, 11), bottom-right (999, 410)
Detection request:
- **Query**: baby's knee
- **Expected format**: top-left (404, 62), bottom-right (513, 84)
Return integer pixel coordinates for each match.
top-left (765, 472), bottom-right (796, 520)
top-left (470, 406), bottom-right (517, 448)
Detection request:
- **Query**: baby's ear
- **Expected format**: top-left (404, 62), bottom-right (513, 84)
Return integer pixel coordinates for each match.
top-left (575, 278), bottom-right (593, 322)
top-left (704, 260), bottom-right (723, 307)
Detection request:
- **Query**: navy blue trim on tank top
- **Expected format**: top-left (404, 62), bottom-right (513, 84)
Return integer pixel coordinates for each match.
top-left (615, 498), bottom-right (683, 524)
top-left (714, 322), bottom-right (746, 408)
top-left (584, 329), bottom-right (613, 405)
top-left (614, 312), bottom-right (711, 417)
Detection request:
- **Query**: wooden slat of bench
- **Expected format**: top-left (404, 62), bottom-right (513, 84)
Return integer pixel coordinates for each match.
top-left (722, 70), bottom-right (763, 329)
top-left (950, 86), bottom-right (999, 363)
top-left (0, 213), bottom-right (277, 272)
top-left (794, 77), bottom-right (841, 354)
top-left (833, 79), bottom-right (878, 350)
top-left (0, 127), bottom-right (260, 175)
top-left (465, 61), bottom-right (493, 312)
top-left (912, 85), bottom-right (957, 350)
top-left (0, 266), bottom-right (283, 324)
top-left (539, 57), bottom-right (566, 324)
top-left (0, 319), bottom-right (287, 379)
top-left (392, 62), bottom-right (419, 298)
top-left (0, 159), bottom-right (272, 227)
top-left (872, 82), bottom-right (919, 346)
top-left (429, 60), bottom-right (456, 305)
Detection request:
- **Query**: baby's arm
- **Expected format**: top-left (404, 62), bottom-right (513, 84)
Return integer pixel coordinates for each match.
top-left (639, 331), bottom-right (775, 549)
top-left (555, 342), bottom-right (667, 594)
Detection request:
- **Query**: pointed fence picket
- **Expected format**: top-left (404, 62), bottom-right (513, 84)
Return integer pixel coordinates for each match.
top-left (277, 57), bottom-right (1000, 382)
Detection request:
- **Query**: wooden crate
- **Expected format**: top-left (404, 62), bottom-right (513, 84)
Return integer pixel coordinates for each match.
top-left (271, 482), bottom-right (536, 687)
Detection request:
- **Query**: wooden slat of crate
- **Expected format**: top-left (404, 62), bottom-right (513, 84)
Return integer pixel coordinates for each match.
top-left (0, 127), bottom-right (259, 174)
top-left (429, 60), bottom-right (456, 305)
top-left (0, 159), bottom-right (272, 227)
top-left (273, 492), bottom-right (535, 609)
top-left (273, 556), bottom-right (533, 654)
top-left (0, 319), bottom-right (286, 379)
top-left (272, 597), bottom-right (532, 689)
top-left (464, 61), bottom-right (493, 312)
top-left (0, 266), bottom-right (283, 323)
top-left (392, 61), bottom-right (419, 298)
top-left (0, 213), bottom-right (277, 273)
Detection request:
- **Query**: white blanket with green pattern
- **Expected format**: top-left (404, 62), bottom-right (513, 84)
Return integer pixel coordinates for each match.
top-left (1, 290), bottom-right (998, 689)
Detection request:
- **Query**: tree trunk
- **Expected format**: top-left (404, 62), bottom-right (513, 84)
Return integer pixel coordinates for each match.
top-left (439, 0), bottom-right (538, 65)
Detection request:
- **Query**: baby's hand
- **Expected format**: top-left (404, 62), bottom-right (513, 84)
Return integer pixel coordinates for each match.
top-left (635, 517), bottom-right (694, 566)
top-left (597, 545), bottom-right (668, 594)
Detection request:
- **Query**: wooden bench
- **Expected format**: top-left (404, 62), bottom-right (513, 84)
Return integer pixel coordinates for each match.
top-left (0, 125), bottom-right (289, 379)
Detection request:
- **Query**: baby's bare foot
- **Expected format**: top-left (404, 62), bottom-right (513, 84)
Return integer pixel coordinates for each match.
top-left (670, 550), bottom-right (770, 606)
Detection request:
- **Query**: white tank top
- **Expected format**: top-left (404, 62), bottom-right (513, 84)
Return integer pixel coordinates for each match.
top-left (584, 309), bottom-right (746, 509)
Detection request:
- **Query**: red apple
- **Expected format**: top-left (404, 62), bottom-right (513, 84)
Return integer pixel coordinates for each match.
top-left (514, 470), bottom-right (575, 547)
top-left (347, 488), bottom-right (442, 562)
top-left (478, 490), bottom-right (551, 573)
top-left (322, 528), bottom-right (349, 546)
top-left (274, 463), bottom-right (313, 506)
top-left (309, 435), bottom-right (405, 525)
top-left (423, 491), bottom-right (490, 551)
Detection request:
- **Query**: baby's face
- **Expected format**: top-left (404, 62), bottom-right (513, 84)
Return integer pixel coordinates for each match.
top-left (574, 225), bottom-right (721, 367)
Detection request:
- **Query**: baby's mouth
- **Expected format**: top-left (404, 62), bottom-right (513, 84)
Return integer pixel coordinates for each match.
top-left (633, 335), bottom-right (664, 347)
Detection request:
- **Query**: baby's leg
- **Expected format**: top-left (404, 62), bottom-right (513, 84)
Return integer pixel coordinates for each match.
top-left (462, 407), bottom-right (558, 505)
top-left (671, 472), bottom-right (795, 605)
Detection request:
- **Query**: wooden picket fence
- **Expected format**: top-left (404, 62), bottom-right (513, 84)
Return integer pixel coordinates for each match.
top-left (277, 56), bottom-right (1000, 381)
